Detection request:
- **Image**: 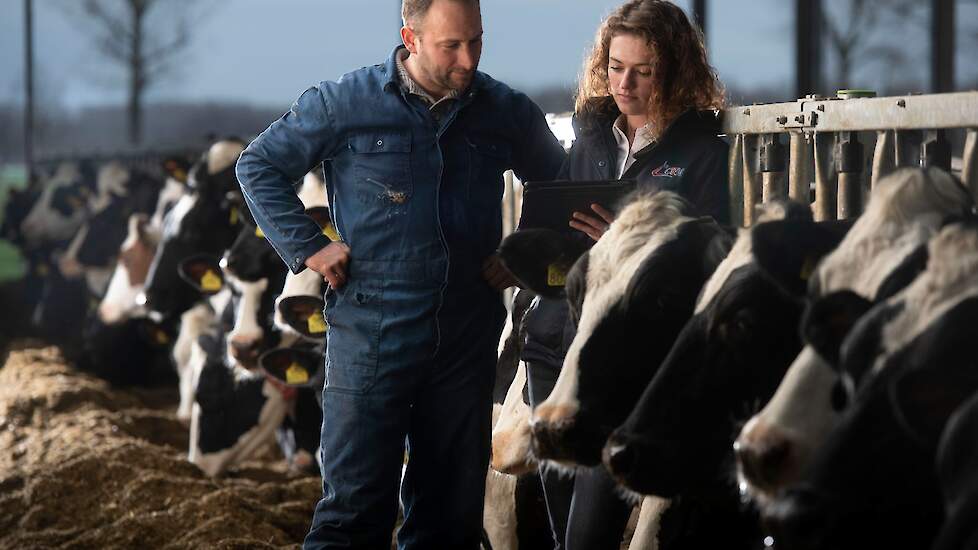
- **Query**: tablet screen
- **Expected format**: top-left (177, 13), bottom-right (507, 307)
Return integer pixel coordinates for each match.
top-left (518, 179), bottom-right (637, 233)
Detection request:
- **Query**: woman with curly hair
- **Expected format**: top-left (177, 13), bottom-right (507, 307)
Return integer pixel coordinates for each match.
top-left (520, 1), bottom-right (729, 547)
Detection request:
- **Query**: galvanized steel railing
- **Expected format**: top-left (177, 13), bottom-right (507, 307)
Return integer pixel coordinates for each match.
top-left (722, 91), bottom-right (978, 226)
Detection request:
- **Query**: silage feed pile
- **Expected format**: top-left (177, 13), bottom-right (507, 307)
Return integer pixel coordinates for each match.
top-left (0, 345), bottom-right (321, 549)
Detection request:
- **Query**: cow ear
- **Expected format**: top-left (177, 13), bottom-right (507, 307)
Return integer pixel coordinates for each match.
top-left (751, 219), bottom-right (852, 297)
top-left (890, 365), bottom-right (978, 450)
top-left (304, 206), bottom-right (340, 241)
top-left (498, 229), bottom-right (590, 299)
top-left (277, 295), bottom-right (328, 339)
top-left (259, 346), bottom-right (324, 388)
top-left (163, 157), bottom-right (191, 184)
top-left (801, 290), bottom-right (874, 367)
top-left (178, 254), bottom-right (225, 295)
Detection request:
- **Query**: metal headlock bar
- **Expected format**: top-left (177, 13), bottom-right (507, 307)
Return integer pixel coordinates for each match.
top-left (720, 91), bottom-right (978, 226)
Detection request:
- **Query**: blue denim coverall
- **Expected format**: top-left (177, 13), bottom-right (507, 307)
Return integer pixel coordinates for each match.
top-left (236, 46), bottom-right (565, 549)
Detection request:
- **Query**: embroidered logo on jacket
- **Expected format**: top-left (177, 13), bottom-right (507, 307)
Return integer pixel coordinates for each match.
top-left (651, 162), bottom-right (685, 178)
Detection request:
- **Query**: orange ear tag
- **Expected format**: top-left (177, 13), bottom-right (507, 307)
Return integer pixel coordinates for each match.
top-left (547, 264), bottom-right (567, 287)
top-left (322, 223), bottom-right (340, 241)
top-left (286, 362), bottom-right (309, 385)
top-left (307, 312), bottom-right (328, 334)
top-left (201, 270), bottom-right (222, 291)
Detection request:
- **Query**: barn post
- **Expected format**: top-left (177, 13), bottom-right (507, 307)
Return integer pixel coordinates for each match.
top-left (728, 134), bottom-right (745, 227)
top-left (813, 132), bottom-right (836, 221)
top-left (932, 0), bottom-right (955, 93)
top-left (692, 0), bottom-right (707, 39)
top-left (788, 132), bottom-right (811, 204)
top-left (835, 131), bottom-right (864, 219)
top-left (24, 0), bottom-right (36, 186)
top-left (962, 129), bottom-right (978, 203)
top-left (742, 134), bottom-right (761, 226)
top-left (796, 0), bottom-right (823, 98)
top-left (760, 133), bottom-right (787, 203)
top-left (871, 130), bottom-right (896, 189)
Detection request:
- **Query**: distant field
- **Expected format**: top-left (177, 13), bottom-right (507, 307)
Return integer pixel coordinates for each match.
top-left (0, 164), bottom-right (28, 282)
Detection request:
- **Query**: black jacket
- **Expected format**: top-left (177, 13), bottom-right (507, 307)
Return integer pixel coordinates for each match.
top-left (560, 106), bottom-right (730, 224)
top-left (521, 107), bottom-right (730, 397)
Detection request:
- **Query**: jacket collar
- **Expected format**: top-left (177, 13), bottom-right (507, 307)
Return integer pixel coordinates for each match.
top-left (382, 45), bottom-right (485, 99)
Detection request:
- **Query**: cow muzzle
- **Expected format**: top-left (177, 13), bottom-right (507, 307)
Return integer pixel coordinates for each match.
top-left (734, 418), bottom-right (801, 500)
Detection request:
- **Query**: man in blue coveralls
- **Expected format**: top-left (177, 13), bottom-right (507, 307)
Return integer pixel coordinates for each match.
top-left (235, 0), bottom-right (566, 547)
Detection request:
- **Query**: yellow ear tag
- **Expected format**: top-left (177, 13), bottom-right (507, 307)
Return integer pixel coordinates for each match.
top-left (322, 223), bottom-right (339, 241)
top-left (547, 264), bottom-right (567, 287)
top-left (173, 169), bottom-right (187, 182)
top-left (155, 329), bottom-right (169, 345)
top-left (37, 264), bottom-right (49, 276)
top-left (254, 225), bottom-right (265, 238)
top-left (285, 362), bottom-right (309, 385)
top-left (201, 269), bottom-right (222, 291)
top-left (307, 312), bottom-right (328, 334)
top-left (229, 207), bottom-right (239, 225)
top-left (800, 256), bottom-right (816, 281)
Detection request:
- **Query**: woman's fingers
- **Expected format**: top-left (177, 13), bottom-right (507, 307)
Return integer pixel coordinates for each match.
top-left (591, 203), bottom-right (615, 224)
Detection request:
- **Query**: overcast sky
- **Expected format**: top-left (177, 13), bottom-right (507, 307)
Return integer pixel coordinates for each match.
top-left (0, 0), bottom-right (972, 112)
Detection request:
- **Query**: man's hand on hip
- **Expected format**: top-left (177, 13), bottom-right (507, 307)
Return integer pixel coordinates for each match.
top-left (482, 253), bottom-right (521, 291)
top-left (305, 242), bottom-right (351, 289)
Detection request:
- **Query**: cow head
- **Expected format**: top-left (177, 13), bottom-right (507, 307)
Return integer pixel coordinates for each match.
top-left (735, 167), bottom-right (975, 505)
top-left (764, 294), bottom-right (978, 550)
top-left (512, 192), bottom-right (733, 468)
top-left (20, 162), bottom-right (92, 245)
top-left (141, 139), bottom-right (245, 320)
top-left (98, 214), bottom-right (160, 324)
top-left (604, 212), bottom-right (851, 498)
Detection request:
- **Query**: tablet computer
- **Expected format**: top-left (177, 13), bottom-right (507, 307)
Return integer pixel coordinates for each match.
top-left (518, 179), bottom-right (637, 233)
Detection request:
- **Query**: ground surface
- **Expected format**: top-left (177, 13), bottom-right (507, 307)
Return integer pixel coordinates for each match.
top-left (0, 344), bottom-right (321, 550)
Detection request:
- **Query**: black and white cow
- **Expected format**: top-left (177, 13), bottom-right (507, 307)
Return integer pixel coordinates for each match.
top-left (187, 327), bottom-right (292, 477)
top-left (735, 167), bottom-right (975, 505)
top-left (19, 161), bottom-right (95, 247)
top-left (602, 204), bottom-right (850, 496)
top-left (933, 389), bottom-right (978, 550)
top-left (763, 221), bottom-right (978, 550)
top-left (500, 191), bottom-right (733, 468)
top-left (141, 139), bottom-right (246, 321)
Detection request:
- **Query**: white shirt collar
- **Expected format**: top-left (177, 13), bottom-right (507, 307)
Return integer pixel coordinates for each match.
top-left (610, 115), bottom-right (655, 178)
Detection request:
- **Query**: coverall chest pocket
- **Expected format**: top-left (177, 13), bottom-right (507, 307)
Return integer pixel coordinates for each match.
top-left (350, 131), bottom-right (413, 216)
top-left (323, 279), bottom-right (383, 394)
top-left (466, 135), bottom-right (511, 203)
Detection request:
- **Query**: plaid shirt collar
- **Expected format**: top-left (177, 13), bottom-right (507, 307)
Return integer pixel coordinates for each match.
top-left (395, 48), bottom-right (459, 111)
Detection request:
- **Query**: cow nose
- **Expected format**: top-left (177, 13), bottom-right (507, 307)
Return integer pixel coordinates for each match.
top-left (530, 417), bottom-right (571, 461)
top-left (736, 419), bottom-right (796, 493)
top-left (763, 487), bottom-right (833, 550)
top-left (602, 432), bottom-right (637, 479)
top-left (229, 338), bottom-right (261, 362)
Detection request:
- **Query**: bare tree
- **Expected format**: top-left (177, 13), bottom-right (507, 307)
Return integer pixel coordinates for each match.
top-left (821, 0), bottom-right (925, 90)
top-left (62, 0), bottom-right (214, 146)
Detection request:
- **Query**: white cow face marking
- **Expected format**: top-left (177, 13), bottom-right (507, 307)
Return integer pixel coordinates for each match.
top-left (737, 168), bottom-right (975, 504)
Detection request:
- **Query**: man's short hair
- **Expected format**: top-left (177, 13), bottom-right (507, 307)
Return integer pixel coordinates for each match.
top-left (402, 0), bottom-right (480, 28)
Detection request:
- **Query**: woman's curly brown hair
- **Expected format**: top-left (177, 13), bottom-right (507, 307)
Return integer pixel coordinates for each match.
top-left (575, 0), bottom-right (725, 138)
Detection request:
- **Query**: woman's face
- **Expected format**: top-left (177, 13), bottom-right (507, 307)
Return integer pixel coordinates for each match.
top-left (608, 33), bottom-right (655, 118)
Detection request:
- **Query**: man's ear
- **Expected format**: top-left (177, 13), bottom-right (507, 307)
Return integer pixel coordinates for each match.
top-left (498, 229), bottom-right (590, 299)
top-left (401, 25), bottom-right (419, 54)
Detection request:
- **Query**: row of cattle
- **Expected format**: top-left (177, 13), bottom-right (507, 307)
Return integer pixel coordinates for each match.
top-left (490, 166), bottom-right (978, 550)
top-left (1, 140), bottom-right (335, 477)
top-left (1, 142), bottom-right (551, 549)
